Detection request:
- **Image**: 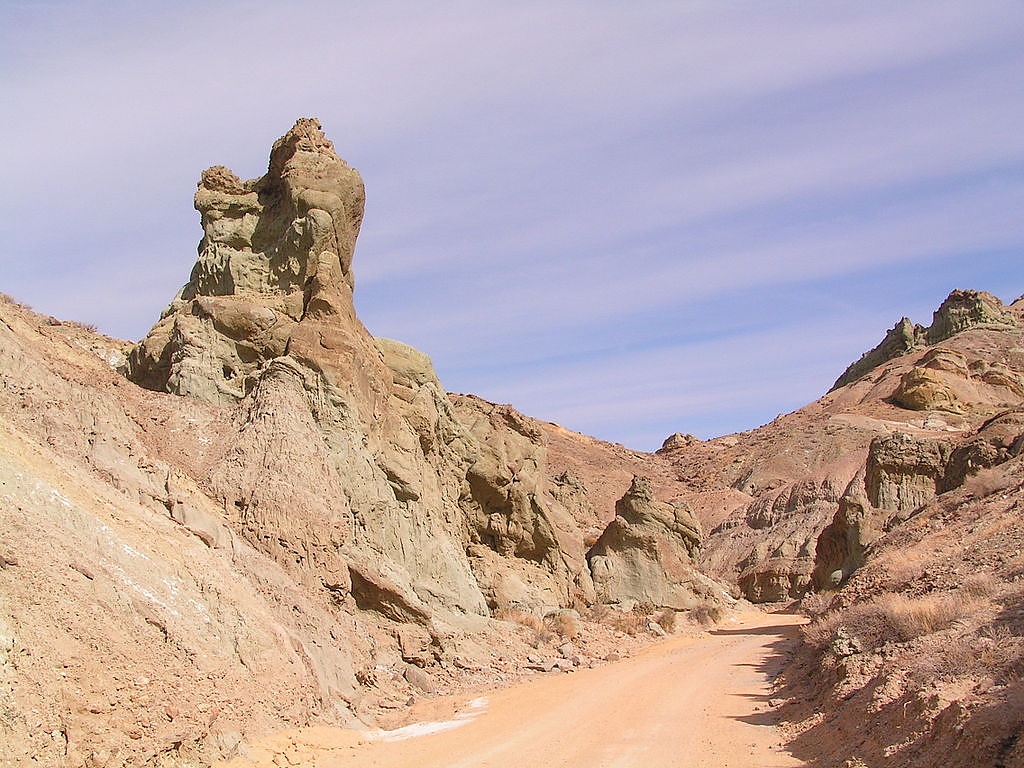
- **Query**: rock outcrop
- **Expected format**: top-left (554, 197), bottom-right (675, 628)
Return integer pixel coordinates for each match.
top-left (129, 119), bottom-right (491, 626)
top-left (830, 290), bottom-right (1019, 391)
top-left (831, 317), bottom-right (926, 391)
top-left (586, 477), bottom-right (717, 609)
top-left (864, 432), bottom-right (951, 513)
top-left (452, 395), bottom-right (596, 611)
top-left (129, 118), bottom-right (366, 405)
top-left (925, 289), bottom-right (1018, 343)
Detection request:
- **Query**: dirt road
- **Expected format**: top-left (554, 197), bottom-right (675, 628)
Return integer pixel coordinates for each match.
top-left (224, 611), bottom-right (806, 768)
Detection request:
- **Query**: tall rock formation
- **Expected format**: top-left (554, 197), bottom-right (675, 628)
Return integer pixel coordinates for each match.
top-left (128, 119), bottom-right (489, 623)
top-left (586, 476), bottom-right (717, 609)
top-left (125, 119), bottom-right (613, 631)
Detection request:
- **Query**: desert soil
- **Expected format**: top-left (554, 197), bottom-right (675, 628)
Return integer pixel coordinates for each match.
top-left (221, 610), bottom-right (806, 768)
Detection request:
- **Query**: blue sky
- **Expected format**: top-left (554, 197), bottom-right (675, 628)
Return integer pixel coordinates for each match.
top-left (2, 2), bottom-right (1022, 450)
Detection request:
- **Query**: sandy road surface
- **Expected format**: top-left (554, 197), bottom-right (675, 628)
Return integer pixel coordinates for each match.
top-left (224, 611), bottom-right (806, 768)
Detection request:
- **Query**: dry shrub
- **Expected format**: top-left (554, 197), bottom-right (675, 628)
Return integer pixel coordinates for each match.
top-left (909, 624), bottom-right (1024, 684)
top-left (655, 609), bottom-right (677, 633)
top-left (632, 600), bottom-right (656, 617)
top-left (806, 588), bottom-right (988, 652)
top-left (962, 572), bottom-right (1001, 600)
top-left (493, 607), bottom-right (543, 632)
top-left (493, 607), bottom-right (562, 647)
top-left (690, 601), bottom-right (725, 627)
top-left (544, 610), bottom-right (581, 638)
top-left (585, 604), bottom-right (612, 622)
top-left (883, 593), bottom-right (967, 640)
top-left (64, 319), bottom-right (98, 333)
top-left (609, 609), bottom-right (648, 635)
top-left (800, 590), bottom-right (835, 619)
top-left (0, 293), bottom-right (31, 310)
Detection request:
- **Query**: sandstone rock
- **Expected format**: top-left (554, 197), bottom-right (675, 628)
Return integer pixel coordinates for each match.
top-left (812, 469), bottom-right (881, 590)
top-left (403, 665), bottom-right (435, 694)
top-left (925, 289), bottom-right (1018, 344)
top-left (395, 625), bottom-right (434, 667)
top-left (658, 432), bottom-right (701, 451)
top-left (830, 290), bottom-right (1017, 393)
top-left (737, 563), bottom-right (812, 603)
top-left (864, 433), bottom-right (950, 512)
top-left (831, 317), bottom-right (925, 391)
top-left (129, 118), bottom-right (364, 404)
top-left (891, 367), bottom-right (964, 413)
top-left (453, 395), bottom-right (595, 609)
top-left (587, 477), bottom-right (708, 609)
top-left (131, 119), bottom-right (489, 623)
top-left (939, 408), bottom-right (1024, 492)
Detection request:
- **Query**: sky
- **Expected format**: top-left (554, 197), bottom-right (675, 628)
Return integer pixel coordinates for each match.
top-left (2, 1), bottom-right (1022, 451)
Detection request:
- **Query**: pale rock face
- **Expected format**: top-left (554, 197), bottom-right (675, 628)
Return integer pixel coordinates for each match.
top-left (587, 476), bottom-right (710, 609)
top-left (128, 119), bottom-right (490, 624)
top-left (451, 395), bottom-right (596, 609)
top-left (865, 432), bottom-right (950, 513)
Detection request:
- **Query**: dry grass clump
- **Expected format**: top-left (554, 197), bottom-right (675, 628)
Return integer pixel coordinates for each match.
top-left (609, 610), bottom-right (648, 635)
top-left (544, 610), bottom-right (581, 638)
top-left (961, 572), bottom-right (1001, 600)
top-left (689, 601), bottom-right (725, 626)
top-left (882, 592), bottom-right (972, 640)
top-left (63, 319), bottom-right (98, 333)
top-left (632, 600), bottom-right (656, 616)
top-left (907, 623), bottom-right (1024, 684)
top-left (655, 609), bottom-right (677, 633)
top-left (0, 293), bottom-right (31, 310)
top-left (493, 607), bottom-right (544, 632)
top-left (806, 587), bottom-right (991, 651)
top-left (494, 607), bottom-right (557, 647)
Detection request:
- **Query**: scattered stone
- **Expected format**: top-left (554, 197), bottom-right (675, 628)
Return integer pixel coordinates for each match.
top-left (403, 665), bottom-right (435, 694)
top-left (395, 625), bottom-right (433, 667)
top-left (830, 627), bottom-right (863, 658)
